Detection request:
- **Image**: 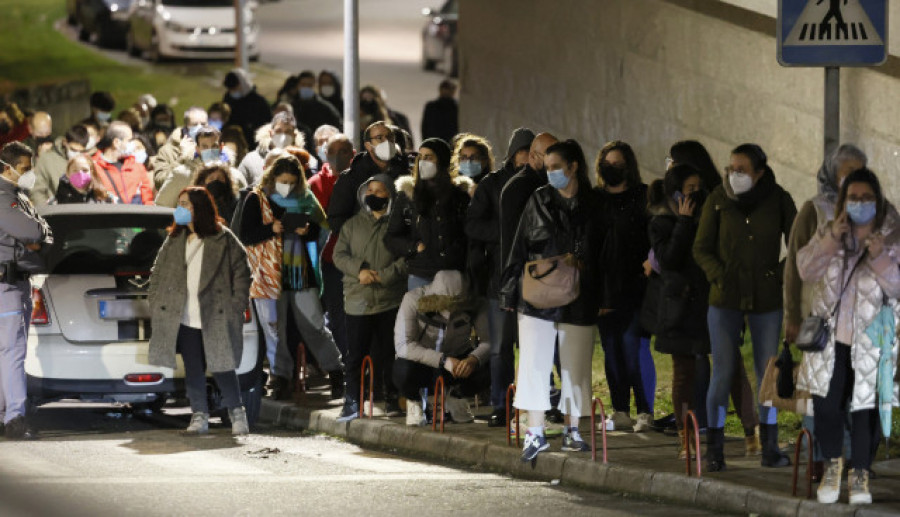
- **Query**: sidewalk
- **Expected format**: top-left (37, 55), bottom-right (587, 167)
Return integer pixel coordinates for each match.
top-left (258, 381), bottom-right (900, 517)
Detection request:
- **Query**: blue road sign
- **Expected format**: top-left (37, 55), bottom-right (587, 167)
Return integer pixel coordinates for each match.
top-left (778, 0), bottom-right (888, 66)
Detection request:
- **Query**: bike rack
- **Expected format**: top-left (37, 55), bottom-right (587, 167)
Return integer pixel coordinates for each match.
top-left (684, 410), bottom-right (702, 477)
top-left (359, 355), bottom-right (374, 419)
top-left (589, 397), bottom-right (608, 463)
top-left (506, 384), bottom-right (520, 447)
top-left (293, 342), bottom-right (307, 397)
top-left (792, 428), bottom-right (815, 499)
top-left (432, 376), bottom-right (446, 432)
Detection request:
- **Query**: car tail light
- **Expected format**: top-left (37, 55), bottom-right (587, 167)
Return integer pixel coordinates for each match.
top-left (31, 287), bottom-right (50, 326)
top-left (243, 307), bottom-right (252, 323)
top-left (125, 373), bottom-right (163, 383)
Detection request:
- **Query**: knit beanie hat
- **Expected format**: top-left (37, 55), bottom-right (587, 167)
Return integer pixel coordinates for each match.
top-left (419, 138), bottom-right (452, 171)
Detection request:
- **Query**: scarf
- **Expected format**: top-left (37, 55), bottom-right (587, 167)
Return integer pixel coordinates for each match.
top-left (271, 190), bottom-right (321, 291)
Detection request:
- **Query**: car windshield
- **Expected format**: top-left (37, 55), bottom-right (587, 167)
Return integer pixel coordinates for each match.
top-left (43, 214), bottom-right (171, 275)
top-left (161, 0), bottom-right (233, 7)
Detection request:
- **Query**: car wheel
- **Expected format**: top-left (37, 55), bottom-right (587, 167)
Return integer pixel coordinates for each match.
top-left (67, 13), bottom-right (77, 26)
top-left (126, 29), bottom-right (139, 57)
top-left (422, 42), bottom-right (437, 71)
top-left (78, 26), bottom-right (90, 42)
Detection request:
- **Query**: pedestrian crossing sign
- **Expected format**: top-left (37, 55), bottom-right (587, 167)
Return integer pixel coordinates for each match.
top-left (778, 0), bottom-right (888, 66)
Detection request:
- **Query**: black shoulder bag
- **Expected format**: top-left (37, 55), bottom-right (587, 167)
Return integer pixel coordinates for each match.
top-left (795, 250), bottom-right (867, 352)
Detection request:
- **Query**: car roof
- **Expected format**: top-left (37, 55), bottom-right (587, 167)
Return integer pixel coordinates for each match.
top-left (37, 204), bottom-right (174, 217)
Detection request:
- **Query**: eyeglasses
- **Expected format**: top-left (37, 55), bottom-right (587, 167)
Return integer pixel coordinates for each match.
top-left (368, 133), bottom-right (390, 143)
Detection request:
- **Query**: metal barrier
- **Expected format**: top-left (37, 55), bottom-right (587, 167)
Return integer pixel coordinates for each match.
top-left (792, 428), bottom-right (815, 499)
top-left (684, 410), bottom-right (702, 477)
top-left (432, 376), bottom-right (446, 432)
top-left (589, 397), bottom-right (608, 463)
top-left (506, 384), bottom-right (520, 447)
top-left (359, 355), bottom-right (374, 419)
top-left (293, 342), bottom-right (307, 397)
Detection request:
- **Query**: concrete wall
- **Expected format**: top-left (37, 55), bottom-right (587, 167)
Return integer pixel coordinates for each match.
top-left (458, 0), bottom-right (900, 203)
top-left (3, 80), bottom-right (92, 140)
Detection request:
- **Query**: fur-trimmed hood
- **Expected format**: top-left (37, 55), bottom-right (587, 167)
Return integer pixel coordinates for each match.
top-left (395, 174), bottom-right (474, 200)
top-left (254, 123), bottom-right (307, 158)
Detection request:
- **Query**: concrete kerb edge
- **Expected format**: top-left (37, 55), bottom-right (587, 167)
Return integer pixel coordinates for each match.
top-left (260, 400), bottom-right (866, 516)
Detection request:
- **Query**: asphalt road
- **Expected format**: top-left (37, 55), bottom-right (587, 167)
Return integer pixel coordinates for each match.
top-left (0, 404), bottom-right (721, 517)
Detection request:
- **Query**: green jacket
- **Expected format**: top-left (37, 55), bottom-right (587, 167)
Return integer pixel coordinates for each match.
top-left (693, 170), bottom-right (797, 313)
top-left (31, 138), bottom-right (68, 206)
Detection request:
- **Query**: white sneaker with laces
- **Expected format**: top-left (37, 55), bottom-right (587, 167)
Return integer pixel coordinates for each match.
top-left (406, 399), bottom-right (427, 427)
top-left (633, 412), bottom-right (653, 433)
top-left (817, 457), bottom-right (843, 504)
top-left (445, 396), bottom-right (474, 423)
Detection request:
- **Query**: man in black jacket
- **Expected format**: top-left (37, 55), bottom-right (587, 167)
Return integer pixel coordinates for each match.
top-left (223, 69), bottom-right (272, 148)
top-left (465, 127), bottom-right (534, 426)
top-left (292, 70), bottom-right (342, 150)
top-left (421, 79), bottom-right (458, 143)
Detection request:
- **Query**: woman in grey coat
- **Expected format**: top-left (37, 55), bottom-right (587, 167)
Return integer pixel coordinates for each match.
top-left (149, 186), bottom-right (252, 435)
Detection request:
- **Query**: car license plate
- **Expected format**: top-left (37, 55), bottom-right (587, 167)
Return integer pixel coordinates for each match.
top-left (98, 299), bottom-right (151, 320)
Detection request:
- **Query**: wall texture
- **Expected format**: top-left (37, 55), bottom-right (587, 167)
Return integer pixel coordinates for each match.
top-left (458, 0), bottom-right (900, 203)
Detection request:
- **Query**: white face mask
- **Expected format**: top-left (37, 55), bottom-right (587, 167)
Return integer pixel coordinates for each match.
top-left (374, 140), bottom-right (397, 161)
top-left (86, 136), bottom-right (97, 150)
top-left (17, 169), bottom-right (36, 190)
top-left (274, 182), bottom-right (293, 198)
top-left (320, 85), bottom-right (335, 98)
top-left (271, 133), bottom-right (293, 150)
top-left (66, 149), bottom-right (82, 160)
top-left (418, 160), bottom-right (437, 180)
top-left (729, 172), bottom-right (754, 195)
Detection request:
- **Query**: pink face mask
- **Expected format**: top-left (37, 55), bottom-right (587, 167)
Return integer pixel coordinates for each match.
top-left (70, 171), bottom-right (92, 189)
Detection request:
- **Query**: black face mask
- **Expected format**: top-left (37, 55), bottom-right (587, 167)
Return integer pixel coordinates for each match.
top-left (0, 120), bottom-right (10, 134)
top-left (360, 100), bottom-right (378, 114)
top-left (206, 179), bottom-right (232, 200)
top-left (688, 189), bottom-right (708, 210)
top-left (364, 193), bottom-right (389, 212)
top-left (600, 163), bottom-right (627, 187)
top-left (154, 119), bottom-right (173, 130)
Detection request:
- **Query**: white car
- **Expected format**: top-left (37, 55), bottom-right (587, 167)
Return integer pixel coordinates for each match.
top-left (126, 0), bottom-right (260, 61)
top-left (27, 204), bottom-right (263, 421)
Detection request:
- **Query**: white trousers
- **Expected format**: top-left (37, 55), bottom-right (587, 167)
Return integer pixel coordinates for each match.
top-left (513, 314), bottom-right (595, 419)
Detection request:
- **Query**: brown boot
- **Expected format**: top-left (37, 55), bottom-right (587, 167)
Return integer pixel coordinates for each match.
top-left (677, 429), bottom-right (688, 460)
top-left (744, 426), bottom-right (761, 456)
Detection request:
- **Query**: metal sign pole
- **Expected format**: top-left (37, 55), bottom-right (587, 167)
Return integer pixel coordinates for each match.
top-left (234, 0), bottom-right (248, 71)
top-left (344, 0), bottom-right (360, 149)
top-left (824, 66), bottom-right (840, 159)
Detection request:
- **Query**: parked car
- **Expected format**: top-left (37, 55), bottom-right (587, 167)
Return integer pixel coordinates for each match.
top-left (126, 0), bottom-right (260, 62)
top-left (66, 0), bottom-right (135, 48)
top-left (421, 0), bottom-right (458, 77)
top-left (27, 204), bottom-right (264, 422)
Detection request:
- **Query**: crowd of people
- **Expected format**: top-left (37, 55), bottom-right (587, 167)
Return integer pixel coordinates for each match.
top-left (0, 66), bottom-right (896, 506)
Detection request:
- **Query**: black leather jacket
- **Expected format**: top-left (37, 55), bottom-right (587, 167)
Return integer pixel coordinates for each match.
top-left (499, 185), bottom-right (603, 325)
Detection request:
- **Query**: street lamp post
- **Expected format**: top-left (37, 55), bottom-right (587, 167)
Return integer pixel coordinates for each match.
top-left (344, 0), bottom-right (360, 149)
top-left (234, 0), bottom-right (249, 72)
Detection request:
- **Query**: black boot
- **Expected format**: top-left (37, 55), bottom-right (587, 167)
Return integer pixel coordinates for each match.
top-left (329, 370), bottom-right (344, 400)
top-left (760, 423), bottom-right (791, 468)
top-left (705, 427), bottom-right (726, 472)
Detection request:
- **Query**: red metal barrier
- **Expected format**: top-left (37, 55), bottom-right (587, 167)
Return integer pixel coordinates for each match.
top-left (432, 376), bottom-right (446, 432)
top-left (589, 397), bottom-right (608, 463)
top-left (792, 428), bottom-right (815, 499)
top-left (359, 355), bottom-right (374, 419)
top-left (506, 384), bottom-right (520, 447)
top-left (684, 410), bottom-right (702, 477)
top-left (293, 342), bottom-right (308, 398)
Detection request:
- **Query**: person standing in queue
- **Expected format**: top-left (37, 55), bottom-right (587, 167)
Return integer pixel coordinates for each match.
top-left (0, 142), bottom-right (52, 440)
top-left (148, 187), bottom-right (252, 436)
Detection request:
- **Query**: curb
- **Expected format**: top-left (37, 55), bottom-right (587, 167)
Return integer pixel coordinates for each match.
top-left (260, 399), bottom-right (872, 517)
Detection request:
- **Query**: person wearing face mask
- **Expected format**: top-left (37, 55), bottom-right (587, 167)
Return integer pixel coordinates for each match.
top-left (386, 138), bottom-right (472, 290)
top-left (222, 69), bottom-right (272, 148)
top-left (238, 112), bottom-right (306, 188)
top-left (421, 79), bottom-right (459, 144)
top-left (465, 127), bottom-right (534, 427)
top-left (239, 155), bottom-right (344, 401)
top-left (80, 91), bottom-right (116, 132)
top-left (317, 70), bottom-right (344, 116)
top-left (693, 143), bottom-right (797, 472)
top-left (500, 140), bottom-right (604, 461)
top-left (206, 102), bottom-right (232, 133)
top-left (451, 134), bottom-right (493, 190)
top-left (91, 122), bottom-right (154, 205)
top-left (290, 71), bottom-right (342, 147)
top-left (50, 154), bottom-right (115, 204)
top-left (0, 141), bottom-right (53, 440)
top-left (30, 124), bottom-right (91, 205)
top-left (784, 144), bottom-right (868, 481)
top-left (192, 163), bottom-right (238, 224)
top-left (313, 125), bottom-right (339, 170)
top-left (148, 187), bottom-right (252, 436)
top-left (593, 140), bottom-right (654, 433)
top-left (143, 104), bottom-right (176, 150)
top-left (333, 175), bottom-right (408, 421)
top-left (152, 106), bottom-right (209, 188)
top-left (646, 165), bottom-right (710, 459)
top-left (796, 168), bottom-right (900, 506)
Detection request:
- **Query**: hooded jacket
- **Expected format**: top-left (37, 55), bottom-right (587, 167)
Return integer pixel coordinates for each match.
top-left (31, 137), bottom-right (69, 205)
top-left (394, 270), bottom-right (491, 368)
top-left (796, 208), bottom-right (900, 410)
top-left (237, 124), bottom-right (307, 187)
top-left (222, 69), bottom-right (272, 147)
top-left (327, 150), bottom-right (410, 235)
top-left (332, 174), bottom-right (407, 316)
top-left (385, 174), bottom-right (473, 280)
top-left (693, 169), bottom-right (797, 312)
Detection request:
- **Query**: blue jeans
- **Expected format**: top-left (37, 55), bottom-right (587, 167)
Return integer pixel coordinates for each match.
top-left (706, 306), bottom-right (782, 428)
top-left (597, 308), bottom-right (651, 414)
top-left (639, 335), bottom-right (656, 414)
top-left (487, 299), bottom-right (516, 409)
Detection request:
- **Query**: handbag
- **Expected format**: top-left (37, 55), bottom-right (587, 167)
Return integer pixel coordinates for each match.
top-left (759, 351), bottom-right (812, 416)
top-left (795, 249), bottom-right (867, 352)
top-left (522, 253), bottom-right (580, 309)
top-left (775, 341), bottom-right (795, 398)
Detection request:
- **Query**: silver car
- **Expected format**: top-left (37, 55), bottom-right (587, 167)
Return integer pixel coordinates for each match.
top-left (27, 204), bottom-right (263, 421)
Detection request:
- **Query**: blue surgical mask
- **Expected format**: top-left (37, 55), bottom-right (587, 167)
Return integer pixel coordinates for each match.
top-left (96, 111), bottom-right (112, 122)
top-left (174, 206), bottom-right (192, 225)
top-left (187, 124), bottom-right (202, 139)
top-left (458, 160), bottom-right (482, 178)
top-left (209, 119), bottom-right (224, 131)
top-left (200, 148), bottom-right (221, 163)
top-left (846, 200), bottom-right (877, 224)
top-left (133, 150), bottom-right (148, 165)
top-left (299, 87), bottom-right (315, 100)
top-left (229, 91), bottom-right (242, 100)
top-left (547, 168), bottom-right (570, 190)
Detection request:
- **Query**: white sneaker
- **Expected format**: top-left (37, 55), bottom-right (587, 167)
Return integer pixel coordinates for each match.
top-left (183, 412), bottom-right (209, 435)
top-left (633, 413), bottom-right (653, 433)
top-left (817, 457), bottom-right (843, 504)
top-left (406, 399), bottom-right (426, 427)
top-left (848, 468), bottom-right (872, 505)
top-left (604, 411), bottom-right (632, 431)
top-left (445, 396), bottom-right (474, 423)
